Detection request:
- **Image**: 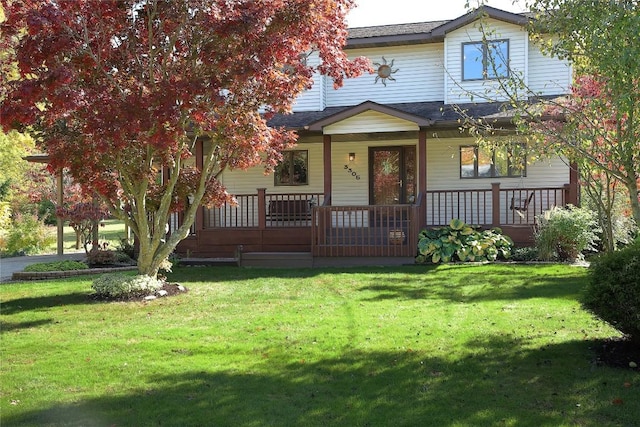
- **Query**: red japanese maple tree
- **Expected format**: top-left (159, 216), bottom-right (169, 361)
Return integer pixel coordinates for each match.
top-left (1, 0), bottom-right (369, 277)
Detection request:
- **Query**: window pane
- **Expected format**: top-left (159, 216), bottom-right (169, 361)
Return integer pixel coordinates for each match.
top-left (477, 147), bottom-right (493, 178)
top-left (460, 146), bottom-right (476, 178)
top-left (508, 144), bottom-right (526, 177)
top-left (493, 148), bottom-right (508, 177)
top-left (275, 155), bottom-right (292, 185)
top-left (291, 151), bottom-right (308, 184)
top-left (275, 150), bottom-right (308, 186)
top-left (463, 43), bottom-right (484, 80)
top-left (487, 40), bottom-right (509, 78)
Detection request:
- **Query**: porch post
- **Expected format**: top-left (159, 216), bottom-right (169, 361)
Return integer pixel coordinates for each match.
top-left (56, 170), bottom-right (64, 255)
top-left (418, 130), bottom-right (427, 195)
top-left (418, 130), bottom-right (427, 230)
top-left (491, 182), bottom-right (501, 226)
top-left (194, 139), bottom-right (204, 230)
top-left (323, 135), bottom-right (332, 204)
top-left (257, 188), bottom-right (267, 230)
top-left (568, 161), bottom-right (579, 206)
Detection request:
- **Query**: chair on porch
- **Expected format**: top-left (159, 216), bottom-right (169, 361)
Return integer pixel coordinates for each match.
top-left (509, 191), bottom-right (535, 215)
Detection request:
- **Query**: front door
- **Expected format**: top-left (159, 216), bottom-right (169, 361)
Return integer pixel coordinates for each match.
top-left (369, 146), bottom-right (416, 205)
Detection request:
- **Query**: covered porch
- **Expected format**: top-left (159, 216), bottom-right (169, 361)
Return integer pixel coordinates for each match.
top-left (173, 182), bottom-right (577, 262)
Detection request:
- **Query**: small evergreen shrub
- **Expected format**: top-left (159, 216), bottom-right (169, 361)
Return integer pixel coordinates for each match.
top-left (535, 205), bottom-right (599, 262)
top-left (4, 213), bottom-right (56, 255)
top-left (582, 241), bottom-right (640, 343)
top-left (92, 273), bottom-right (163, 298)
top-left (416, 219), bottom-right (513, 264)
top-left (24, 260), bottom-right (88, 272)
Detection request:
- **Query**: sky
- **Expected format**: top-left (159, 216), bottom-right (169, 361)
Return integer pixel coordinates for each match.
top-left (346, 0), bottom-right (528, 27)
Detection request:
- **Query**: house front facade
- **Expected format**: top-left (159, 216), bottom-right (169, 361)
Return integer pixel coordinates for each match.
top-left (173, 6), bottom-right (578, 265)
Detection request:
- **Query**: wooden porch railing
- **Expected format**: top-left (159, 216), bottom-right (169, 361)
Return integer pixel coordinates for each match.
top-left (311, 195), bottom-right (422, 257)
top-left (425, 184), bottom-right (570, 227)
top-left (203, 189), bottom-right (325, 229)
top-left (172, 184), bottom-right (573, 257)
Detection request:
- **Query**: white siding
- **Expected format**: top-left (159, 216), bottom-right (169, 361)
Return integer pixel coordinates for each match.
top-left (324, 44), bottom-right (445, 108)
top-left (425, 136), bottom-right (570, 225)
top-left (219, 140), bottom-right (324, 195)
top-left (324, 110), bottom-right (419, 134)
top-left (292, 52), bottom-right (326, 112)
top-left (426, 137), bottom-right (570, 190)
top-left (445, 18), bottom-right (528, 104)
top-left (528, 37), bottom-right (572, 96)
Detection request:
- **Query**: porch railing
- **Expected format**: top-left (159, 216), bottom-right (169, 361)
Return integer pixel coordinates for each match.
top-left (311, 203), bottom-right (420, 257)
top-left (203, 189), bottom-right (325, 229)
top-left (425, 184), bottom-right (569, 227)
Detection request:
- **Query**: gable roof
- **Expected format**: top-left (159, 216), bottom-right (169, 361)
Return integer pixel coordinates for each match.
top-left (347, 6), bottom-right (532, 48)
top-left (305, 101), bottom-right (432, 131)
top-left (268, 100), bottom-right (518, 131)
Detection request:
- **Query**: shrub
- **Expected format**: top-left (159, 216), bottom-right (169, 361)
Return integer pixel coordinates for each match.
top-left (4, 213), bottom-right (56, 255)
top-left (87, 248), bottom-right (117, 266)
top-left (535, 205), bottom-right (599, 262)
top-left (92, 273), bottom-right (163, 298)
top-left (117, 238), bottom-right (136, 259)
top-left (510, 246), bottom-right (540, 262)
top-left (416, 219), bottom-right (513, 264)
top-left (24, 260), bottom-right (89, 272)
top-left (582, 241), bottom-right (640, 343)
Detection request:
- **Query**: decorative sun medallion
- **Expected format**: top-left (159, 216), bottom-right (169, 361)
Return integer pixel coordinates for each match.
top-left (373, 56), bottom-right (398, 86)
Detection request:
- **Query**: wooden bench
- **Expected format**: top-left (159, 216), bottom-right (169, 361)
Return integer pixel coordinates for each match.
top-left (268, 199), bottom-right (312, 221)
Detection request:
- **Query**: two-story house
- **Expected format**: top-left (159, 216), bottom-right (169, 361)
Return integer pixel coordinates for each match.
top-left (173, 6), bottom-right (578, 266)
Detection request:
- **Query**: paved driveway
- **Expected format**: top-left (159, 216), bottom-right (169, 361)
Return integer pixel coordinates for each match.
top-left (0, 252), bottom-right (85, 282)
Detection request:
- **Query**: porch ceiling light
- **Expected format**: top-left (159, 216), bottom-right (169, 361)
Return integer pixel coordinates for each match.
top-left (349, 152), bottom-right (356, 162)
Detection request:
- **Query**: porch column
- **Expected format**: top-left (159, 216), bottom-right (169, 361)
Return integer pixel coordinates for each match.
top-left (257, 188), bottom-right (267, 230)
top-left (418, 130), bottom-right (427, 230)
top-left (491, 182), bottom-right (501, 226)
top-left (568, 161), bottom-right (579, 206)
top-left (418, 130), bottom-right (427, 194)
top-left (56, 170), bottom-right (64, 256)
top-left (323, 134), bottom-right (332, 204)
top-left (194, 139), bottom-right (204, 230)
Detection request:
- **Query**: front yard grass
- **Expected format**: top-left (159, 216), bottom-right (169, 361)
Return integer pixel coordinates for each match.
top-left (1, 264), bottom-right (638, 426)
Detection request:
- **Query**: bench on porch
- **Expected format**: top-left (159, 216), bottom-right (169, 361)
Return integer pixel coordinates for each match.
top-left (267, 199), bottom-right (312, 221)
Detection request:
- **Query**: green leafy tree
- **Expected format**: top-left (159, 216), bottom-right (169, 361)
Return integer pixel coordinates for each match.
top-left (457, 1), bottom-right (640, 235)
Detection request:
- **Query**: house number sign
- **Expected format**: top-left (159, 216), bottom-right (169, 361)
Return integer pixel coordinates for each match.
top-left (344, 164), bottom-right (361, 180)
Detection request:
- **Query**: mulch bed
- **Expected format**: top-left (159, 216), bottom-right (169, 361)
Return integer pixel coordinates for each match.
top-left (592, 338), bottom-right (640, 371)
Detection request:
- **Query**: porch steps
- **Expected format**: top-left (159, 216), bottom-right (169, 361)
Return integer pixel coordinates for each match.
top-left (240, 252), bottom-right (313, 268)
top-left (179, 257), bottom-right (239, 267)
top-left (240, 252), bottom-right (416, 268)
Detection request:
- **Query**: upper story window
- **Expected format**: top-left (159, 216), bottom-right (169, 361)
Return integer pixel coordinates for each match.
top-left (460, 144), bottom-right (526, 179)
top-left (462, 39), bottom-right (509, 81)
top-left (274, 150), bottom-right (308, 186)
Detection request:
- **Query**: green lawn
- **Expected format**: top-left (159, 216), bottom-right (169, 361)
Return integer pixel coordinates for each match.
top-left (43, 219), bottom-right (128, 254)
top-left (1, 264), bottom-right (637, 426)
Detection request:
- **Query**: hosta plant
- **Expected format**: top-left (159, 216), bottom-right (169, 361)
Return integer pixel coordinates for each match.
top-left (416, 219), bottom-right (513, 264)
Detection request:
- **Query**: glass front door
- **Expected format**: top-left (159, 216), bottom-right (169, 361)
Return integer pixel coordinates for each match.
top-left (369, 146), bottom-right (416, 205)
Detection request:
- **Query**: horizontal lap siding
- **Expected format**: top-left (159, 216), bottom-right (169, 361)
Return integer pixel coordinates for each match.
top-left (324, 110), bottom-right (419, 134)
top-left (293, 52), bottom-right (326, 111)
top-left (219, 140), bottom-right (324, 195)
top-left (326, 44), bottom-right (444, 107)
top-left (426, 137), bottom-right (570, 225)
top-left (528, 37), bottom-right (572, 96)
top-left (445, 19), bottom-right (528, 104)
